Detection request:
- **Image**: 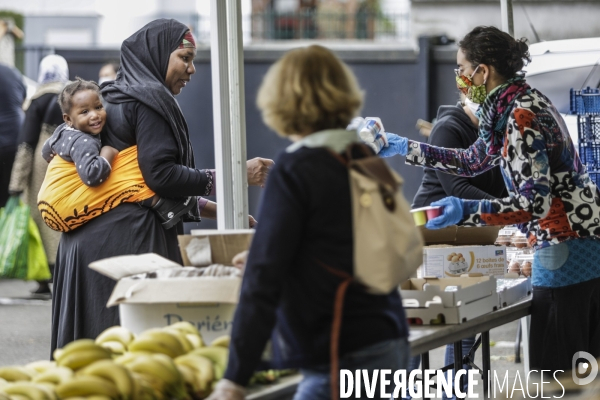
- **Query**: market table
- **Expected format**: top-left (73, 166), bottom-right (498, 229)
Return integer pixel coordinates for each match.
top-left (247, 296), bottom-right (532, 399)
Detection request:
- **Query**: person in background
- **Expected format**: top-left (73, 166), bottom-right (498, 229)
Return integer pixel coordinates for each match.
top-left (0, 63), bottom-right (26, 208)
top-left (380, 25), bottom-right (600, 373)
top-left (98, 62), bottom-right (118, 85)
top-left (8, 54), bottom-right (68, 296)
top-left (208, 45), bottom-right (410, 400)
top-left (408, 97), bottom-right (507, 400)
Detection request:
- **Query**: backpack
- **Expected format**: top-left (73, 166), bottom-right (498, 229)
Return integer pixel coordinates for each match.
top-left (323, 143), bottom-right (423, 399)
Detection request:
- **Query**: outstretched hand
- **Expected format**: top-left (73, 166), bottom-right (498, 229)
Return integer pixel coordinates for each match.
top-left (247, 157), bottom-right (274, 187)
top-left (425, 197), bottom-right (465, 230)
top-left (378, 133), bottom-right (408, 158)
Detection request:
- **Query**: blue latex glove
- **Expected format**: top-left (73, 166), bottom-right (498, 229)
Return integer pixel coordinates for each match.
top-left (425, 197), bottom-right (465, 229)
top-left (378, 133), bottom-right (408, 158)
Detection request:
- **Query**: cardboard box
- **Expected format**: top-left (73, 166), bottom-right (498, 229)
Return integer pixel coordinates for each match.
top-left (400, 275), bottom-right (499, 324)
top-left (496, 278), bottom-right (532, 308)
top-left (418, 225), bottom-right (506, 277)
top-left (89, 230), bottom-right (254, 343)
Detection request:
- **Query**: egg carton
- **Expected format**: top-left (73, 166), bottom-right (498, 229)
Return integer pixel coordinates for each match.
top-left (400, 276), bottom-right (499, 324)
top-left (496, 277), bottom-right (532, 308)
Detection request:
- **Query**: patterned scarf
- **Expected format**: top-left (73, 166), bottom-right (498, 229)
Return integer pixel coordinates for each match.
top-left (179, 31), bottom-right (196, 49)
top-left (477, 76), bottom-right (531, 155)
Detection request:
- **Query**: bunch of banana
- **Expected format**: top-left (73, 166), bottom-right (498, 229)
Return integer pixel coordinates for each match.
top-left (166, 322), bottom-right (204, 349)
top-left (55, 340), bottom-right (112, 370)
top-left (188, 346), bottom-right (228, 381)
top-left (32, 367), bottom-right (73, 385)
top-left (174, 354), bottom-right (214, 398)
top-left (128, 330), bottom-right (185, 359)
top-left (124, 354), bottom-right (186, 400)
top-left (54, 376), bottom-right (119, 399)
top-left (95, 327), bottom-right (134, 356)
top-left (0, 367), bottom-right (36, 382)
top-left (78, 360), bottom-right (134, 400)
top-left (24, 362), bottom-right (55, 375)
top-left (0, 382), bottom-right (56, 400)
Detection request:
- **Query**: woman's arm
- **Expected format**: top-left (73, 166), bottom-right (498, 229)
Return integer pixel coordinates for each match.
top-left (405, 137), bottom-right (499, 177)
top-left (460, 108), bottom-right (552, 226)
top-left (8, 99), bottom-right (46, 194)
top-left (224, 156), bottom-right (306, 386)
top-left (428, 124), bottom-right (502, 200)
top-left (134, 104), bottom-right (213, 197)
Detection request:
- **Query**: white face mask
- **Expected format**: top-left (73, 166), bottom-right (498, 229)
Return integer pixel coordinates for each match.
top-left (464, 98), bottom-right (480, 117)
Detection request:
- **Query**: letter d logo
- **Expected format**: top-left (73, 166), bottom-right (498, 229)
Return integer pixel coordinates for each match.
top-left (572, 351), bottom-right (598, 385)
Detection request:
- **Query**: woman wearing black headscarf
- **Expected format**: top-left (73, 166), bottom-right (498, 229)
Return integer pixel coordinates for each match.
top-left (51, 19), bottom-right (272, 351)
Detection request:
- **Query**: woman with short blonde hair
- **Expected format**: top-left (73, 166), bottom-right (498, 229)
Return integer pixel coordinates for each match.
top-left (208, 45), bottom-right (410, 400)
top-left (257, 44), bottom-right (363, 137)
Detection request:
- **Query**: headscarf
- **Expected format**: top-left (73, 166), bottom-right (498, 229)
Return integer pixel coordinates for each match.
top-left (37, 55), bottom-right (69, 85)
top-left (101, 19), bottom-right (195, 168)
top-left (477, 75), bottom-right (531, 155)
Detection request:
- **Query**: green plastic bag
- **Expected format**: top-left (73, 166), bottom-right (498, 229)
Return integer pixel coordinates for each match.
top-left (26, 213), bottom-right (51, 281)
top-left (0, 196), bottom-right (50, 280)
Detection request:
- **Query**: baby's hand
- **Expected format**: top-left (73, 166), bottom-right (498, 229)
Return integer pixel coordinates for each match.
top-left (100, 146), bottom-right (119, 164)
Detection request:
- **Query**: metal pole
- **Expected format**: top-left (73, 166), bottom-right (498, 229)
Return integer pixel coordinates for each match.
top-left (210, 0), bottom-right (249, 229)
top-left (500, 0), bottom-right (514, 37)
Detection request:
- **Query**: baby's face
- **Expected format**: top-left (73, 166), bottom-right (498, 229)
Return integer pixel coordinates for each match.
top-left (65, 90), bottom-right (106, 135)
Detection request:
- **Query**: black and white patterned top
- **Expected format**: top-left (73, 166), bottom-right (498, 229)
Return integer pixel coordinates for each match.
top-left (41, 123), bottom-right (112, 187)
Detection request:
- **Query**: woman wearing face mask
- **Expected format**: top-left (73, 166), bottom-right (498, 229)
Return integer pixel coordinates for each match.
top-left (380, 25), bottom-right (600, 372)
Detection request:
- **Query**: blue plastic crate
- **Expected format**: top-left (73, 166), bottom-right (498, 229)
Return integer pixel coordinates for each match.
top-left (586, 170), bottom-right (600, 187)
top-left (570, 87), bottom-right (600, 115)
top-left (578, 115), bottom-right (600, 143)
top-left (579, 142), bottom-right (600, 170)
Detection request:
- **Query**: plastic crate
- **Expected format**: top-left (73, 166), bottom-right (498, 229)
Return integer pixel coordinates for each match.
top-left (586, 170), bottom-right (600, 187)
top-left (570, 87), bottom-right (600, 115)
top-left (578, 115), bottom-right (600, 143)
top-left (579, 142), bottom-right (600, 170)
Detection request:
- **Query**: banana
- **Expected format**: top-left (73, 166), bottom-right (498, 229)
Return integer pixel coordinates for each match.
top-left (175, 364), bottom-right (199, 392)
top-left (24, 362), bottom-right (55, 374)
top-left (99, 341), bottom-right (127, 356)
top-left (56, 348), bottom-right (112, 370)
top-left (54, 376), bottom-right (119, 399)
top-left (0, 367), bottom-right (35, 382)
top-left (166, 321), bottom-right (200, 337)
top-left (130, 373), bottom-right (162, 400)
top-left (185, 334), bottom-right (203, 349)
top-left (126, 354), bottom-right (185, 399)
top-left (32, 367), bottom-right (73, 385)
top-left (79, 360), bottom-right (134, 400)
top-left (174, 354), bottom-right (214, 395)
top-left (2, 382), bottom-right (55, 400)
top-left (52, 349), bottom-right (63, 362)
top-left (0, 392), bottom-right (11, 400)
top-left (188, 347), bottom-right (228, 380)
top-left (113, 352), bottom-right (151, 367)
top-left (88, 396), bottom-right (113, 400)
top-left (209, 335), bottom-right (230, 348)
top-left (95, 326), bottom-right (134, 348)
top-left (161, 328), bottom-right (193, 353)
top-left (128, 330), bottom-right (185, 358)
top-left (55, 339), bottom-right (102, 362)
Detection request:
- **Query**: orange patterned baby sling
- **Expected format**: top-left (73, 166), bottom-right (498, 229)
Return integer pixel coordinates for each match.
top-left (37, 145), bottom-right (155, 232)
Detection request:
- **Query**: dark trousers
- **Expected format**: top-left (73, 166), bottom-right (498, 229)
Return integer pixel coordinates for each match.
top-left (0, 149), bottom-right (16, 208)
top-left (530, 276), bottom-right (600, 371)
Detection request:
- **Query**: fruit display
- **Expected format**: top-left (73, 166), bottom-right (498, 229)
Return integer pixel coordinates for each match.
top-left (0, 322), bottom-right (292, 400)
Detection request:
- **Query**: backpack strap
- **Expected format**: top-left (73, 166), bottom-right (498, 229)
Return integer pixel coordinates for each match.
top-left (315, 259), bottom-right (352, 400)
